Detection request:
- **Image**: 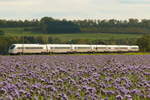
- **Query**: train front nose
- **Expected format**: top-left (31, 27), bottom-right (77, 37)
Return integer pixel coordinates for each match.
top-left (8, 49), bottom-right (15, 54)
top-left (8, 44), bottom-right (17, 54)
top-left (8, 49), bottom-right (11, 53)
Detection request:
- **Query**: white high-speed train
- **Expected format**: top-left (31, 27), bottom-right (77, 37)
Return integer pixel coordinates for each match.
top-left (8, 44), bottom-right (139, 54)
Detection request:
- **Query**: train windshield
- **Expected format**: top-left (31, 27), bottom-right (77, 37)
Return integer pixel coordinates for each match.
top-left (9, 45), bottom-right (16, 49)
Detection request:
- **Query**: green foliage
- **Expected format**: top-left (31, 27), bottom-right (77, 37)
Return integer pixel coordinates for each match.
top-left (0, 36), bottom-right (19, 54)
top-left (0, 30), bottom-right (4, 35)
top-left (1, 17), bottom-right (150, 34)
top-left (66, 39), bottom-right (91, 44)
top-left (137, 35), bottom-right (150, 51)
top-left (75, 18), bottom-right (150, 34)
top-left (91, 39), bottom-right (105, 44)
top-left (40, 17), bottom-right (80, 33)
top-left (0, 27), bottom-right (140, 40)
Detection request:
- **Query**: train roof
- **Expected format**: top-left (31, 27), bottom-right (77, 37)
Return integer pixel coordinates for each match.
top-left (12, 44), bottom-right (139, 47)
top-left (13, 44), bottom-right (45, 46)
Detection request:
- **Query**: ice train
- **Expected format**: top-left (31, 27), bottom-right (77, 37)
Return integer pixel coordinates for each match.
top-left (8, 44), bottom-right (139, 54)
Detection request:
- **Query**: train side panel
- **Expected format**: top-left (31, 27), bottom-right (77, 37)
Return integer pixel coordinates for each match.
top-left (47, 44), bottom-right (72, 53)
top-left (72, 45), bottom-right (92, 52)
top-left (8, 44), bottom-right (140, 54)
top-left (9, 44), bottom-right (47, 54)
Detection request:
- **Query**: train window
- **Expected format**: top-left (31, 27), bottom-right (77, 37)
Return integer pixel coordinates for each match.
top-left (131, 47), bottom-right (138, 49)
top-left (53, 47), bottom-right (70, 49)
top-left (50, 47), bottom-right (54, 49)
top-left (114, 47), bottom-right (120, 49)
top-left (25, 47), bottom-right (43, 49)
top-left (17, 47), bottom-right (41, 49)
top-left (120, 47), bottom-right (128, 49)
top-left (75, 47), bottom-right (91, 49)
top-left (17, 47), bottom-right (23, 49)
top-left (9, 45), bottom-right (16, 49)
top-left (96, 47), bottom-right (107, 49)
top-left (114, 47), bottom-right (128, 49)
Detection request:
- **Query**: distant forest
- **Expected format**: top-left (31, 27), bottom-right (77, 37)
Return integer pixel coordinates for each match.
top-left (0, 17), bottom-right (150, 34)
top-left (1, 17), bottom-right (150, 54)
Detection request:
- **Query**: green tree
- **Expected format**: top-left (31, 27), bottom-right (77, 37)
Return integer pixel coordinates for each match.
top-left (0, 30), bottom-right (5, 35)
top-left (40, 17), bottom-right (80, 33)
top-left (91, 39), bottom-right (105, 44)
top-left (137, 35), bottom-right (150, 51)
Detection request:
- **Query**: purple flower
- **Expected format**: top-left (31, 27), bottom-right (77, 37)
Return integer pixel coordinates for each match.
top-left (125, 95), bottom-right (132, 100)
top-left (31, 83), bottom-right (41, 90)
top-left (130, 89), bottom-right (141, 95)
top-left (116, 95), bottom-right (123, 100)
top-left (59, 93), bottom-right (68, 100)
top-left (0, 55), bottom-right (149, 99)
top-left (5, 95), bottom-right (13, 100)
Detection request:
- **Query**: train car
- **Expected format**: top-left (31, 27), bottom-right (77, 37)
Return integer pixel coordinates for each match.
top-left (8, 44), bottom-right (47, 54)
top-left (8, 44), bottom-right (139, 54)
top-left (95, 45), bottom-right (109, 52)
top-left (91, 45), bottom-right (139, 52)
top-left (105, 45), bottom-right (130, 52)
top-left (47, 44), bottom-right (72, 53)
top-left (72, 45), bottom-right (92, 52)
top-left (128, 46), bottom-right (139, 52)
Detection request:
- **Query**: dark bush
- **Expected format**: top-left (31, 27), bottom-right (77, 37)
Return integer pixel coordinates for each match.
top-left (0, 30), bottom-right (5, 35)
top-left (136, 35), bottom-right (150, 52)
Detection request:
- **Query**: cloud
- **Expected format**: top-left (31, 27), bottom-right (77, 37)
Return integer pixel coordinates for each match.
top-left (0, 0), bottom-right (149, 20)
top-left (120, 0), bottom-right (150, 4)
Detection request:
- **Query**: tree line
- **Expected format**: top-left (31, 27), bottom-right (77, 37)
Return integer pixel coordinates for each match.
top-left (1, 17), bottom-right (150, 34)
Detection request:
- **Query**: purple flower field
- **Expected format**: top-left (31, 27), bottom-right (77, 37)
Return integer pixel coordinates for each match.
top-left (0, 55), bottom-right (150, 100)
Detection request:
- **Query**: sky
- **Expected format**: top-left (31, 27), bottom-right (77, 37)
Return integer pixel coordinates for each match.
top-left (0, 0), bottom-right (150, 20)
